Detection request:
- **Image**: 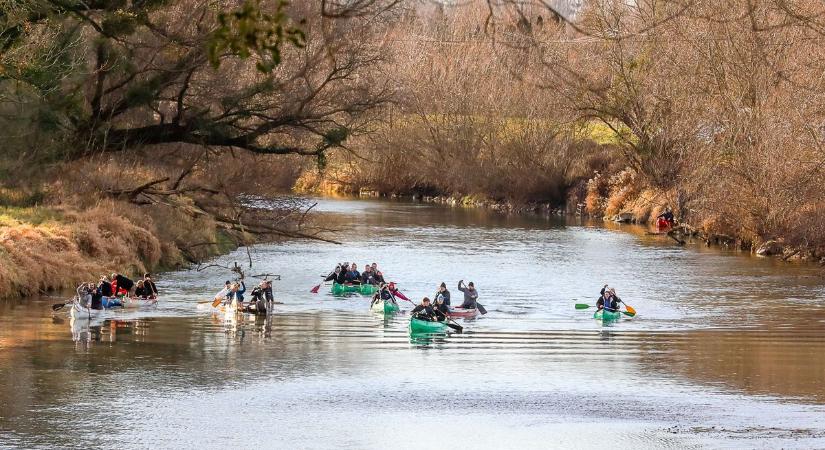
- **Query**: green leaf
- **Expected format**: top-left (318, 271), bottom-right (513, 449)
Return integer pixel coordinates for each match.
top-left (207, 0), bottom-right (306, 73)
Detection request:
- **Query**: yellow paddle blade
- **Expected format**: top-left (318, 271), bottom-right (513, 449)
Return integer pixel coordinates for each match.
top-left (625, 304), bottom-right (636, 315)
top-left (211, 297), bottom-right (223, 308)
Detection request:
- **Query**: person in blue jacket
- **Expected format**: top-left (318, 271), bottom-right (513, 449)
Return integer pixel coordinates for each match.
top-left (227, 281), bottom-right (246, 307)
top-left (344, 264), bottom-right (361, 284)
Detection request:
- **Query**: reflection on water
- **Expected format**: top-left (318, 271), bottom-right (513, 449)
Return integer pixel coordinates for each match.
top-left (1, 197), bottom-right (825, 449)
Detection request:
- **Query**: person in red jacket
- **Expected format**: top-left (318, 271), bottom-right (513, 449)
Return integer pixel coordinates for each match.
top-left (110, 272), bottom-right (134, 296)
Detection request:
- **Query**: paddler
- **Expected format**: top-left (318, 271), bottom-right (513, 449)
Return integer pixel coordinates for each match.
top-left (435, 282), bottom-right (450, 306)
top-left (597, 285), bottom-right (622, 311)
top-left (227, 281), bottom-right (246, 307)
top-left (457, 280), bottom-right (478, 309)
top-left (411, 297), bottom-right (446, 322)
top-left (143, 273), bottom-right (159, 298)
top-left (97, 275), bottom-right (119, 307)
top-left (372, 263), bottom-right (385, 284)
top-left (214, 281), bottom-right (232, 303)
top-left (111, 272), bottom-right (135, 296)
top-left (344, 263), bottom-right (361, 284)
top-left (324, 265), bottom-right (342, 282)
top-left (433, 295), bottom-right (449, 317)
top-left (248, 281), bottom-right (269, 314)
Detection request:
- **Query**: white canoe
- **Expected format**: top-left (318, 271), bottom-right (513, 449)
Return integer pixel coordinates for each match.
top-left (121, 297), bottom-right (159, 308)
top-left (370, 299), bottom-right (400, 314)
top-left (69, 301), bottom-right (103, 320)
top-left (211, 300), bottom-right (273, 316)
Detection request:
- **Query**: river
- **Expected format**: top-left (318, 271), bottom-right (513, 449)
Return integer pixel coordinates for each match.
top-left (1, 198), bottom-right (824, 449)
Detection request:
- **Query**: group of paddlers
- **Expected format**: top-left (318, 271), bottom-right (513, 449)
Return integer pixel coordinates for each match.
top-left (213, 279), bottom-right (275, 315)
top-left (410, 280), bottom-right (479, 322)
top-left (77, 273), bottom-right (159, 309)
top-left (324, 262), bottom-right (386, 285)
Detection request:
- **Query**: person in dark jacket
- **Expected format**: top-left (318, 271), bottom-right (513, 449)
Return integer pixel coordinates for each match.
top-left (379, 283), bottom-right (394, 301)
top-left (90, 283), bottom-right (104, 310)
top-left (373, 283), bottom-right (398, 310)
top-left (344, 264), bottom-right (361, 284)
top-left (247, 281), bottom-right (270, 315)
top-left (457, 280), bottom-right (478, 309)
top-left (435, 282), bottom-right (451, 306)
top-left (111, 272), bottom-right (135, 295)
top-left (410, 297), bottom-right (445, 321)
top-left (433, 295), bottom-right (449, 317)
top-left (98, 276), bottom-right (113, 298)
top-left (143, 273), bottom-right (158, 298)
top-left (324, 265), bottom-right (342, 282)
top-left (331, 266), bottom-right (346, 284)
top-left (263, 280), bottom-right (274, 302)
top-left (134, 280), bottom-right (149, 298)
top-left (657, 208), bottom-right (675, 224)
top-left (596, 285), bottom-right (622, 311)
top-left (360, 265), bottom-right (373, 284)
top-left (371, 263), bottom-right (385, 283)
top-left (97, 276), bottom-right (115, 307)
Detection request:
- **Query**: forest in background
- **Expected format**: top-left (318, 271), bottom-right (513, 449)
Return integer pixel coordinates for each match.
top-left (304, 0), bottom-right (825, 261)
top-left (2, 0), bottom-right (825, 297)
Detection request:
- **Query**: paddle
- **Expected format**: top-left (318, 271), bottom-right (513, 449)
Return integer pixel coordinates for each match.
top-left (433, 291), bottom-right (463, 332)
top-left (392, 289), bottom-right (409, 301)
top-left (310, 284), bottom-right (321, 294)
top-left (575, 303), bottom-right (636, 317)
top-left (444, 318), bottom-right (463, 333)
top-left (52, 300), bottom-right (73, 311)
top-left (620, 303), bottom-right (636, 317)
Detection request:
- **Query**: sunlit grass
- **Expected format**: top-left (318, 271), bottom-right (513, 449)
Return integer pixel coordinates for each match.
top-left (0, 206), bottom-right (63, 227)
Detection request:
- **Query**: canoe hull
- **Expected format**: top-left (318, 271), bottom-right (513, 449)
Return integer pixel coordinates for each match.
top-left (593, 309), bottom-right (622, 322)
top-left (449, 307), bottom-right (479, 318)
top-left (370, 299), bottom-right (400, 314)
top-left (69, 302), bottom-right (103, 320)
top-left (332, 283), bottom-right (378, 296)
top-left (121, 297), bottom-right (158, 308)
top-left (409, 317), bottom-right (448, 333)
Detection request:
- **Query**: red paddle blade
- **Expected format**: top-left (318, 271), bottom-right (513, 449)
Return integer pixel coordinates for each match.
top-left (310, 284), bottom-right (320, 293)
top-left (394, 290), bottom-right (409, 301)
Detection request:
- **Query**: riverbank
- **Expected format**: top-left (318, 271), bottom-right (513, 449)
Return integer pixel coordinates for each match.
top-left (343, 185), bottom-right (825, 267)
top-left (0, 149), bottom-right (311, 299)
top-left (0, 200), bottom-right (238, 299)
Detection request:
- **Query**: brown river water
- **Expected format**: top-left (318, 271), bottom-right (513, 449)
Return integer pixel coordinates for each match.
top-left (1, 198), bottom-right (824, 449)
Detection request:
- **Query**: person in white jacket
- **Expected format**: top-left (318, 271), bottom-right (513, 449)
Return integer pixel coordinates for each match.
top-left (214, 281), bottom-right (232, 302)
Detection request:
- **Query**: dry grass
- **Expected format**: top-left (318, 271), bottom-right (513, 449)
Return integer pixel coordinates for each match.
top-left (0, 202), bottom-right (170, 297)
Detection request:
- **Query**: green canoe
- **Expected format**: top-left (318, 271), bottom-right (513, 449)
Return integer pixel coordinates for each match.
top-left (593, 308), bottom-right (622, 322)
top-left (370, 299), bottom-right (400, 314)
top-left (332, 282), bottom-right (378, 296)
top-left (409, 316), bottom-right (448, 333)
